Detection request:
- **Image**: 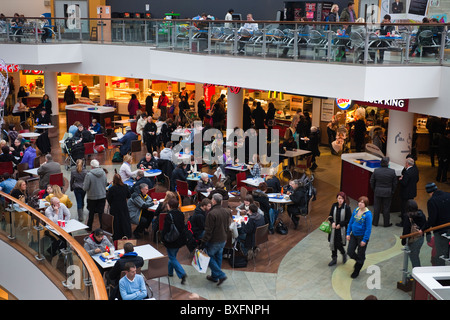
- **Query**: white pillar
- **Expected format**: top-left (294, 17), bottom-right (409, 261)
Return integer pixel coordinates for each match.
top-left (44, 71), bottom-right (58, 116)
top-left (194, 82), bottom-right (203, 114)
top-left (311, 98), bottom-right (321, 128)
top-left (226, 87), bottom-right (244, 131)
top-left (386, 110), bottom-right (414, 165)
top-left (99, 75), bottom-right (106, 106)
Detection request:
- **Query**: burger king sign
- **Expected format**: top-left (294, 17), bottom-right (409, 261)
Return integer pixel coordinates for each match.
top-left (336, 99), bottom-right (352, 110)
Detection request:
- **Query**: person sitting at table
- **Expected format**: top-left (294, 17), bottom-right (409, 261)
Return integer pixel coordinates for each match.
top-left (128, 183), bottom-right (154, 239)
top-left (107, 242), bottom-right (144, 287)
top-left (308, 126), bottom-right (320, 171)
top-left (171, 162), bottom-right (189, 192)
top-left (189, 198), bottom-right (212, 242)
top-left (132, 169), bottom-right (154, 193)
top-left (12, 97), bottom-right (28, 123)
top-left (45, 184), bottom-right (73, 209)
top-left (20, 142), bottom-right (36, 169)
top-left (35, 108), bottom-right (52, 126)
top-left (159, 141), bottom-right (174, 161)
top-left (7, 124), bottom-right (18, 145)
top-left (376, 14), bottom-right (395, 63)
top-left (286, 179), bottom-right (308, 229)
top-left (10, 179), bottom-right (28, 203)
top-left (237, 203), bottom-right (265, 259)
top-left (45, 196), bottom-right (70, 224)
top-left (0, 173), bottom-right (16, 206)
top-left (83, 228), bottom-right (115, 256)
top-left (137, 152), bottom-right (158, 170)
top-left (37, 154), bottom-right (61, 190)
top-left (73, 123), bottom-right (94, 144)
top-left (38, 184), bottom-right (53, 200)
top-left (119, 154), bottom-right (139, 183)
top-left (11, 138), bottom-right (24, 160)
top-left (250, 154), bottom-right (262, 178)
top-left (208, 181), bottom-right (229, 200)
top-left (118, 262), bottom-right (148, 300)
top-left (252, 182), bottom-right (271, 225)
top-left (266, 173), bottom-right (281, 193)
top-left (118, 126), bottom-right (138, 156)
top-left (89, 118), bottom-right (101, 134)
top-left (196, 172), bottom-right (214, 193)
top-left (0, 145), bottom-right (19, 168)
top-left (68, 121), bottom-right (80, 137)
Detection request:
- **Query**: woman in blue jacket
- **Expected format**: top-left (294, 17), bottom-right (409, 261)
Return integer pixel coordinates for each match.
top-left (346, 196), bottom-right (372, 279)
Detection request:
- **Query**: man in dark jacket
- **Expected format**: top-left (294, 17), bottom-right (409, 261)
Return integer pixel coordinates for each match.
top-left (133, 169), bottom-right (154, 193)
top-left (370, 157), bottom-right (398, 227)
top-left (189, 198), bottom-right (211, 241)
top-left (143, 116), bottom-right (158, 154)
top-left (425, 182), bottom-right (450, 266)
top-left (242, 99), bottom-right (252, 131)
top-left (436, 130), bottom-right (450, 183)
top-left (251, 102), bottom-right (266, 130)
top-left (118, 126), bottom-right (138, 156)
top-left (197, 97), bottom-right (207, 124)
top-left (201, 193), bottom-right (231, 286)
top-left (238, 204), bottom-right (265, 258)
top-left (108, 243), bottom-right (144, 286)
top-left (287, 179), bottom-right (308, 229)
top-left (397, 157), bottom-right (419, 227)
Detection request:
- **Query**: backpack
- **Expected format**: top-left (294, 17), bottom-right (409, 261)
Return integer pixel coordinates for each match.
top-left (112, 151), bottom-right (123, 163)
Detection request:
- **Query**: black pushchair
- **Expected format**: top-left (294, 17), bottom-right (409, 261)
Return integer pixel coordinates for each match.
top-left (63, 137), bottom-right (85, 170)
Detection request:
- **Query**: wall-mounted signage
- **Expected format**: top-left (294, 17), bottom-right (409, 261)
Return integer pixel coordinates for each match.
top-left (336, 98), bottom-right (352, 110)
top-left (353, 99), bottom-right (409, 112)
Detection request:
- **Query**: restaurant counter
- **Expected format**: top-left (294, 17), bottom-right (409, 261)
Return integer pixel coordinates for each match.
top-left (340, 152), bottom-right (403, 208)
top-left (65, 104), bottom-right (115, 129)
top-left (412, 266), bottom-right (450, 300)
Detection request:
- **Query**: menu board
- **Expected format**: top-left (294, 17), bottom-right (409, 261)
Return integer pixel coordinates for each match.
top-left (408, 0), bottom-right (429, 16)
top-left (321, 99), bottom-right (335, 122)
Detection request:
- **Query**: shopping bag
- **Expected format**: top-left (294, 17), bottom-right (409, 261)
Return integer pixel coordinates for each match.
top-left (319, 220), bottom-right (332, 234)
top-left (192, 249), bottom-right (210, 273)
top-left (114, 236), bottom-right (137, 250)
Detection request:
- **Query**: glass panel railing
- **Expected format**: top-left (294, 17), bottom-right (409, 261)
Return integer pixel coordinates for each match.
top-left (1, 16), bottom-right (449, 66)
top-left (0, 191), bottom-right (107, 300)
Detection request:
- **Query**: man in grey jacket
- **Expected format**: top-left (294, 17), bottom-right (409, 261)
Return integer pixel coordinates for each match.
top-left (127, 183), bottom-right (154, 239)
top-left (370, 157), bottom-right (398, 227)
top-left (83, 159), bottom-right (108, 231)
top-left (37, 154), bottom-right (61, 190)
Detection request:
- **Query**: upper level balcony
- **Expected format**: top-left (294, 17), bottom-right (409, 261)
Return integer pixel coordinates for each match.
top-left (1, 16), bottom-right (449, 110)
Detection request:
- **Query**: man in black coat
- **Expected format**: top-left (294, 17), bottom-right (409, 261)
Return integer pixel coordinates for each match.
top-left (397, 157), bottom-right (419, 227)
top-left (242, 99), bottom-right (252, 132)
top-left (287, 179), bottom-right (308, 229)
top-left (425, 182), bottom-right (450, 266)
top-left (392, 0), bottom-right (403, 13)
top-left (108, 243), bottom-right (144, 286)
top-left (370, 157), bottom-right (398, 227)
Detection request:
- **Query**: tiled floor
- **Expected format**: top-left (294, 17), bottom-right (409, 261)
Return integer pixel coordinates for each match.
top-left (52, 118), bottom-right (449, 300)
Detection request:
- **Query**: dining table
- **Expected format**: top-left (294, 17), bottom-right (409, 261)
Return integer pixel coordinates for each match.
top-left (92, 244), bottom-right (163, 269)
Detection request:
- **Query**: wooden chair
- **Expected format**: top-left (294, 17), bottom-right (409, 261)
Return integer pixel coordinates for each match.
top-left (252, 223), bottom-right (271, 268)
top-left (143, 256), bottom-right (172, 299)
top-left (33, 156), bottom-right (41, 169)
top-left (130, 140), bottom-right (141, 161)
top-left (101, 213), bottom-right (114, 236)
top-left (296, 155), bottom-right (313, 174)
top-left (49, 172), bottom-right (64, 188)
top-left (84, 142), bottom-right (95, 160)
top-left (74, 233), bottom-right (89, 247)
top-left (0, 161), bottom-right (14, 175)
top-left (156, 213), bottom-right (167, 249)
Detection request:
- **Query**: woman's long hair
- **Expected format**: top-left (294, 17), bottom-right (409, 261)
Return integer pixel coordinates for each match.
top-left (112, 173), bottom-right (124, 186)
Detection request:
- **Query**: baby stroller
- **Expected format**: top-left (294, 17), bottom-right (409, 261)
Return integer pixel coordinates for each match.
top-left (63, 137), bottom-right (85, 170)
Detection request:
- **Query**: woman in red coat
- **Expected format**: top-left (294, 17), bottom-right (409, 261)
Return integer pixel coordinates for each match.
top-left (128, 94), bottom-right (141, 118)
top-left (157, 91), bottom-right (169, 120)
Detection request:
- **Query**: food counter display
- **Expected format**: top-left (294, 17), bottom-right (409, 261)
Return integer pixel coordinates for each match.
top-left (412, 266), bottom-right (450, 300)
top-left (340, 152), bottom-right (403, 207)
top-left (65, 104), bottom-right (115, 129)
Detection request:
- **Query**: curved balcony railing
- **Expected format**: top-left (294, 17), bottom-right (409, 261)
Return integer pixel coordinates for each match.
top-left (0, 16), bottom-right (449, 67)
top-left (0, 190), bottom-right (108, 300)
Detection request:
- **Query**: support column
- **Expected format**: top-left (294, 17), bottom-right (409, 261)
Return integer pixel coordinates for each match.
top-left (226, 87), bottom-right (244, 131)
top-left (386, 110), bottom-right (414, 165)
top-left (311, 98), bottom-right (321, 128)
top-left (194, 82), bottom-right (203, 114)
top-left (44, 71), bottom-right (58, 116)
top-left (99, 75), bottom-right (106, 106)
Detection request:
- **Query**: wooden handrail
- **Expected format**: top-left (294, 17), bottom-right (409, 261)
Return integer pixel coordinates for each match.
top-left (399, 222), bottom-right (450, 240)
top-left (0, 191), bottom-right (108, 300)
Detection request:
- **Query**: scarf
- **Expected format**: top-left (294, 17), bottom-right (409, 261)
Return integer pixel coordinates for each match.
top-left (329, 204), bottom-right (347, 251)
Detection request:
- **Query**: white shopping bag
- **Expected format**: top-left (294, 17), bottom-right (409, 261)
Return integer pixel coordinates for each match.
top-left (192, 249), bottom-right (210, 273)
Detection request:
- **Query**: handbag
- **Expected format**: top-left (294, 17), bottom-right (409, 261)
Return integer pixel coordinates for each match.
top-left (319, 220), bottom-right (332, 233)
top-left (114, 236), bottom-right (137, 250)
top-left (163, 213), bottom-right (180, 243)
top-left (192, 249), bottom-right (210, 273)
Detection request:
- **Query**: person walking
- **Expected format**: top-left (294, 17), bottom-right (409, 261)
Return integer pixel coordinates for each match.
top-left (397, 157), bottom-right (419, 227)
top-left (346, 196), bottom-right (372, 278)
top-left (201, 193), bottom-right (231, 286)
top-left (70, 158), bottom-right (87, 222)
top-left (157, 91), bottom-right (169, 120)
top-left (161, 198), bottom-right (188, 285)
top-left (425, 182), bottom-right (450, 266)
top-left (83, 160), bottom-right (108, 231)
top-left (106, 173), bottom-right (132, 241)
top-left (370, 157), bottom-right (397, 227)
top-left (327, 192), bottom-right (352, 266)
top-left (401, 199), bottom-right (427, 268)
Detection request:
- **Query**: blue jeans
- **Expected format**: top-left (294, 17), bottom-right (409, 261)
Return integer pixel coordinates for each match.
top-left (408, 236), bottom-right (424, 268)
top-left (73, 188), bottom-right (86, 210)
top-left (269, 208), bottom-right (279, 231)
top-left (166, 247), bottom-right (186, 279)
top-left (206, 241), bottom-right (226, 281)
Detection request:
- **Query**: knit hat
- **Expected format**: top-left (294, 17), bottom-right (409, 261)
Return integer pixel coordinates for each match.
top-left (425, 182), bottom-right (437, 193)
